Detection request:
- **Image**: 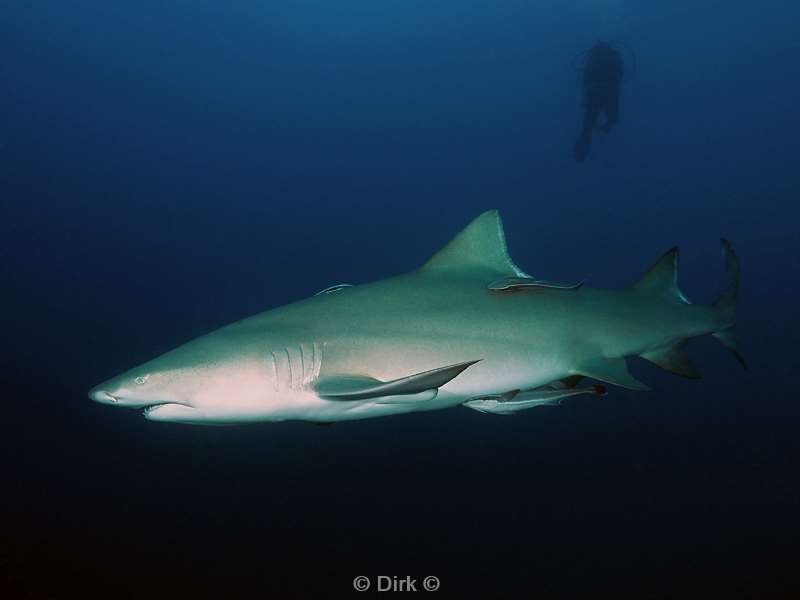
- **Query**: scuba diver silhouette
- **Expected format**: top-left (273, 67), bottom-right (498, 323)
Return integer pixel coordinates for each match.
top-left (574, 41), bottom-right (624, 162)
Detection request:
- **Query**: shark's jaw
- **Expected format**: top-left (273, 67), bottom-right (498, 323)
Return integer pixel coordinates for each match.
top-left (141, 402), bottom-right (202, 422)
top-left (142, 403), bottom-right (190, 417)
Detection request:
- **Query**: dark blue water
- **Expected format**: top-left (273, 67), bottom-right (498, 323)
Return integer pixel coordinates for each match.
top-left (3, 1), bottom-right (799, 597)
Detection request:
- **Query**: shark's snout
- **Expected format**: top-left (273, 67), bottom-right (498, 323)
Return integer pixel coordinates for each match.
top-left (89, 388), bottom-right (119, 404)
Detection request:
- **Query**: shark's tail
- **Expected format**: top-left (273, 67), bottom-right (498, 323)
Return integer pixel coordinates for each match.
top-left (634, 240), bottom-right (746, 379)
top-left (712, 239), bottom-right (747, 369)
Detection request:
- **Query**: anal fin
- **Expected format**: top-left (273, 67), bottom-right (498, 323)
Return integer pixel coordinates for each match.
top-left (641, 341), bottom-right (701, 379)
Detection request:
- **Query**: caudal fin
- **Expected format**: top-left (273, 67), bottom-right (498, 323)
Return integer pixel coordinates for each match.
top-left (712, 239), bottom-right (747, 369)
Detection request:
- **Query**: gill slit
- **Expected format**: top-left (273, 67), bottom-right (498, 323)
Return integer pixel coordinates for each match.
top-left (269, 351), bottom-right (279, 391)
top-left (299, 344), bottom-right (306, 386)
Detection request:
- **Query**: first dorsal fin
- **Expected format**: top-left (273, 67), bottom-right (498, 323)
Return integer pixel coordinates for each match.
top-left (420, 210), bottom-right (531, 277)
top-left (632, 246), bottom-right (690, 303)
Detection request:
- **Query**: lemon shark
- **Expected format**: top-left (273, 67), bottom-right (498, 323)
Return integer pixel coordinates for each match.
top-left (88, 210), bottom-right (745, 424)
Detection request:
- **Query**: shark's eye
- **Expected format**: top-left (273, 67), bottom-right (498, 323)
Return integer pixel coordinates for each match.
top-left (134, 375), bottom-right (150, 385)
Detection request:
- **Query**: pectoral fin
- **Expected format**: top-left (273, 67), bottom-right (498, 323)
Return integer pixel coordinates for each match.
top-left (574, 357), bottom-right (650, 391)
top-left (315, 360), bottom-right (480, 401)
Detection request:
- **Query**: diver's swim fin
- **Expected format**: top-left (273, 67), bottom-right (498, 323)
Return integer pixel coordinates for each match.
top-left (574, 132), bottom-right (592, 161)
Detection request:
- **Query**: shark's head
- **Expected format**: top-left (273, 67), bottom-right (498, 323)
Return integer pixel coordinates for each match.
top-left (88, 330), bottom-right (289, 424)
top-left (88, 362), bottom-right (201, 422)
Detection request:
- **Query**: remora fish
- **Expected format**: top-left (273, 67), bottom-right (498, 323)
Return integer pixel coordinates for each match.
top-left (88, 210), bottom-right (745, 424)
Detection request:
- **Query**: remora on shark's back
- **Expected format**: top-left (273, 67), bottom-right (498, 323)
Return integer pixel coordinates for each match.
top-left (89, 210), bottom-right (745, 424)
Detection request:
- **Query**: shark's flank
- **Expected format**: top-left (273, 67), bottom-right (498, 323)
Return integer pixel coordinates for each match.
top-left (89, 210), bottom-right (745, 424)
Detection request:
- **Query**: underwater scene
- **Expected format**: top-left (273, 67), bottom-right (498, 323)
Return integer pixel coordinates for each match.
top-left (3, 1), bottom-right (799, 597)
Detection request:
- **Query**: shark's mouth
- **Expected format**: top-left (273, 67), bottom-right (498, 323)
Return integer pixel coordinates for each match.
top-left (142, 402), bottom-right (198, 422)
top-left (142, 403), bottom-right (190, 416)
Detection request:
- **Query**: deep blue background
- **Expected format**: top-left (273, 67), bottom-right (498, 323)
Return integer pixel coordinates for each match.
top-left (3, 1), bottom-right (799, 597)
